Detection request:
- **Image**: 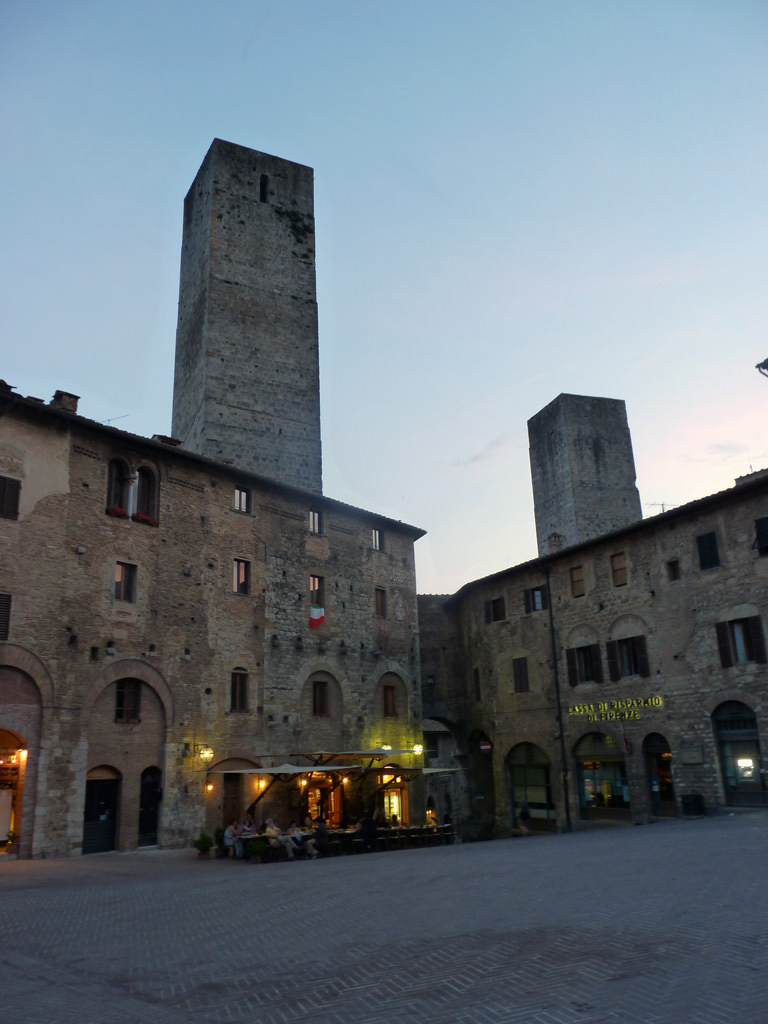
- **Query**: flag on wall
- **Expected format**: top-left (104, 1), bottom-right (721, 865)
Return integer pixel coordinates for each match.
top-left (309, 605), bottom-right (325, 628)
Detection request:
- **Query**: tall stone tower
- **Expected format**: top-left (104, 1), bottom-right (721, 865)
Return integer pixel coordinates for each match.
top-left (172, 139), bottom-right (322, 493)
top-left (528, 394), bottom-right (642, 556)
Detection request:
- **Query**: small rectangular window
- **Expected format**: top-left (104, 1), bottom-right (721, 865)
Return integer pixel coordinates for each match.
top-left (115, 679), bottom-right (141, 723)
top-left (666, 559), bottom-right (681, 581)
top-left (523, 586), bottom-right (548, 613)
top-left (383, 684), bottom-right (397, 717)
top-left (309, 509), bottom-right (322, 534)
top-left (0, 477), bottom-right (21, 520)
top-left (114, 562), bottom-right (137, 603)
top-left (610, 552), bottom-right (627, 587)
top-left (566, 644), bottom-right (603, 685)
top-left (234, 487), bottom-right (250, 513)
top-left (233, 558), bottom-right (250, 594)
top-left (513, 657), bottom-right (529, 693)
top-left (310, 574), bottom-right (324, 606)
top-left (484, 596), bottom-right (506, 622)
top-left (716, 617), bottom-right (767, 667)
top-left (230, 671), bottom-right (248, 712)
top-left (754, 518), bottom-right (768, 557)
top-left (570, 566), bottom-right (585, 598)
top-left (697, 531), bottom-right (720, 570)
top-left (0, 592), bottom-right (10, 641)
top-left (312, 678), bottom-right (328, 716)
top-left (372, 528), bottom-right (382, 551)
top-left (375, 587), bottom-right (387, 618)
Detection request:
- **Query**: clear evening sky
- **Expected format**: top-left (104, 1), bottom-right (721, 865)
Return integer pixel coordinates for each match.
top-left (2, 2), bottom-right (766, 594)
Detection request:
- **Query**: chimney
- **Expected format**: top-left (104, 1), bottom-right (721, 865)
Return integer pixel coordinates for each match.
top-left (50, 390), bottom-right (80, 414)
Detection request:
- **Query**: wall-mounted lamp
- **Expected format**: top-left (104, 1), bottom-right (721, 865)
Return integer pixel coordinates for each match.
top-left (412, 744), bottom-right (424, 755)
top-left (184, 742), bottom-right (215, 765)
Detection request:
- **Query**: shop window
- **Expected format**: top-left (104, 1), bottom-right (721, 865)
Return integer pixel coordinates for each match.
top-left (716, 617), bottom-right (767, 668)
top-left (566, 644), bottom-right (603, 686)
top-left (115, 679), bottom-right (141, 723)
top-left (697, 531), bottom-right (720, 570)
top-left (233, 558), bottom-right (250, 594)
top-left (610, 552), bottom-right (627, 587)
top-left (230, 669), bottom-right (248, 712)
top-left (753, 518), bottom-right (768, 556)
top-left (0, 592), bottom-right (10, 641)
top-left (375, 587), bottom-right (387, 618)
top-left (312, 678), bottom-right (328, 716)
top-left (524, 586), bottom-right (548, 613)
top-left (383, 684), bottom-right (397, 717)
top-left (0, 476), bottom-right (21, 520)
top-left (484, 596), bottom-right (506, 622)
top-left (309, 508), bottom-right (322, 534)
top-left (114, 562), bottom-right (137, 603)
top-left (570, 566), bottom-right (585, 598)
top-left (234, 486), bottom-right (250, 513)
top-left (513, 657), bottom-right (529, 693)
top-left (606, 635), bottom-right (650, 680)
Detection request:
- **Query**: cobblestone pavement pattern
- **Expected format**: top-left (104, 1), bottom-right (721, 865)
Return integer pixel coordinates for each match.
top-left (1, 814), bottom-right (767, 1024)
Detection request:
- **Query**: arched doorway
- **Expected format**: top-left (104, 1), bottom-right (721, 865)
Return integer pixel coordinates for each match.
top-left (507, 742), bottom-right (555, 832)
top-left (0, 730), bottom-right (26, 850)
top-left (713, 701), bottom-right (766, 806)
top-left (574, 732), bottom-right (630, 821)
top-left (138, 766), bottom-right (162, 846)
top-left (83, 765), bottom-right (121, 854)
top-left (643, 733), bottom-right (676, 817)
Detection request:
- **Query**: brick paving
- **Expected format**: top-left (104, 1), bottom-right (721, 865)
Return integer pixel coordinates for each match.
top-left (1, 813), bottom-right (767, 1023)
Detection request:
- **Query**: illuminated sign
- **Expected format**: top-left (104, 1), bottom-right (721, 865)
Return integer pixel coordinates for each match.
top-left (568, 695), bottom-right (664, 723)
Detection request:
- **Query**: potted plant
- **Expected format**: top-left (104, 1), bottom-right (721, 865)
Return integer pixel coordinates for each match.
top-left (192, 830), bottom-right (214, 858)
top-left (244, 837), bottom-right (269, 863)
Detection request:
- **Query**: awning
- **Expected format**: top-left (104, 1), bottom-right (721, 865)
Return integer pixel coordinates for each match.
top-left (205, 763), bottom-right (366, 775)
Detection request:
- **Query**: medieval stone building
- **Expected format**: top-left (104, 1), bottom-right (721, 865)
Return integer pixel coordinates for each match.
top-left (0, 140), bottom-right (426, 859)
top-left (421, 395), bottom-right (768, 838)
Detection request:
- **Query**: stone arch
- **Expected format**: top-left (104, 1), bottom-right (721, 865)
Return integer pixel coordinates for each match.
top-left (0, 643), bottom-right (55, 707)
top-left (607, 613), bottom-right (648, 640)
top-left (299, 670), bottom-right (344, 749)
top-left (712, 699), bottom-right (766, 806)
top-left (374, 671), bottom-right (409, 723)
top-left (81, 658), bottom-right (174, 727)
top-left (506, 741), bottom-right (556, 832)
top-left (564, 623), bottom-right (600, 648)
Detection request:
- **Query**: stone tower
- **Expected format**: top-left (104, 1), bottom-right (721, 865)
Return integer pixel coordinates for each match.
top-left (172, 139), bottom-right (322, 493)
top-left (528, 393), bottom-right (642, 556)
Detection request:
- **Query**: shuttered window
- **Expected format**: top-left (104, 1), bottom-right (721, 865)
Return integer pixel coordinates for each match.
top-left (0, 477), bottom-right (20, 520)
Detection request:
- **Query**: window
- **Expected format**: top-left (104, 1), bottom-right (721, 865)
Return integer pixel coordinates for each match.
top-left (523, 586), bottom-right (548, 613)
top-left (309, 508), bottom-right (322, 534)
top-left (114, 562), bottom-right (137, 602)
top-left (697, 531), bottom-right (720, 570)
top-left (135, 467), bottom-right (157, 521)
top-left (310, 574), bottom-right (324, 606)
top-left (372, 528), bottom-right (382, 551)
top-left (753, 518), bottom-right (768, 556)
top-left (0, 592), bottom-right (10, 641)
top-left (716, 618), bottom-right (767, 668)
top-left (610, 552), bottom-right (627, 587)
top-left (0, 476), bottom-right (20, 520)
top-left (513, 657), bottom-right (529, 693)
top-left (606, 636), bottom-right (650, 680)
top-left (566, 644), bottom-right (603, 686)
top-left (259, 173), bottom-right (269, 202)
top-left (115, 679), bottom-right (141, 723)
top-left (312, 678), bottom-right (328, 716)
top-left (107, 458), bottom-right (130, 513)
top-left (375, 587), bottom-right (387, 618)
top-left (233, 558), bottom-right (250, 594)
top-left (230, 670), bottom-right (249, 712)
top-left (473, 668), bottom-right (482, 701)
top-left (234, 487), bottom-right (250, 513)
top-left (484, 596), bottom-right (506, 622)
top-left (570, 566), bottom-right (585, 598)
top-left (667, 559), bottom-right (681, 581)
top-left (383, 684), bottom-right (397, 717)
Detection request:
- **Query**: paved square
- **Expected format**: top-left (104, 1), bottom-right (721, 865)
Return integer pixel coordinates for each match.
top-left (1, 814), bottom-right (766, 1023)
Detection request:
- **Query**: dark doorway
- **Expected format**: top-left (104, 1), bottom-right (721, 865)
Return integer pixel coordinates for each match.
top-left (138, 766), bottom-right (162, 846)
top-left (507, 742), bottom-right (556, 831)
top-left (575, 732), bottom-right (630, 821)
top-left (713, 701), bottom-right (767, 806)
top-left (83, 772), bottom-right (120, 854)
top-left (643, 732), bottom-right (676, 817)
top-left (223, 773), bottom-right (242, 827)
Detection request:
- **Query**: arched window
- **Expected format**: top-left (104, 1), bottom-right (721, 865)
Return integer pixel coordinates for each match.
top-left (135, 466), bottom-right (158, 521)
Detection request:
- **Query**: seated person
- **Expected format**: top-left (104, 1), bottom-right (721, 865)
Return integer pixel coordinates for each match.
top-left (264, 818), bottom-right (296, 860)
top-left (223, 819), bottom-right (243, 858)
top-left (289, 821), bottom-right (318, 859)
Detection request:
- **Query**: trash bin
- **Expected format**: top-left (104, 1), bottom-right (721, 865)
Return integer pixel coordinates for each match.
top-left (682, 793), bottom-right (705, 816)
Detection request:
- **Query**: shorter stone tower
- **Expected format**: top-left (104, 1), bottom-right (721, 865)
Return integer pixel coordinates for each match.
top-left (528, 393), bottom-right (642, 555)
top-left (172, 139), bottom-right (322, 492)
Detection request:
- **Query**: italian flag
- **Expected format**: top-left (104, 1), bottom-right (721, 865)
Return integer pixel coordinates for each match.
top-left (309, 605), bottom-right (325, 628)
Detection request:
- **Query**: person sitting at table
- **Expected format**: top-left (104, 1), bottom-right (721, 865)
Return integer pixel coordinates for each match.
top-left (223, 819), bottom-right (243, 859)
top-left (264, 818), bottom-right (296, 860)
top-left (312, 818), bottom-right (329, 857)
top-left (289, 821), bottom-right (318, 859)
top-left (360, 813), bottom-right (378, 852)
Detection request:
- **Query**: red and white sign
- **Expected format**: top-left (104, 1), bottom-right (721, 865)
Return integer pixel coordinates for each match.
top-left (479, 740), bottom-right (492, 753)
